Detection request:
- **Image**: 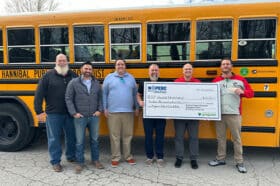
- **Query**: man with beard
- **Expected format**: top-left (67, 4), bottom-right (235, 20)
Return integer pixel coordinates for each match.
top-left (103, 58), bottom-right (139, 168)
top-left (137, 64), bottom-right (167, 167)
top-left (65, 61), bottom-right (104, 174)
top-left (34, 54), bottom-right (76, 172)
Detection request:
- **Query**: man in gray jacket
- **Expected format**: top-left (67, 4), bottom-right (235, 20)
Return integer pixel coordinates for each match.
top-left (65, 61), bottom-right (103, 174)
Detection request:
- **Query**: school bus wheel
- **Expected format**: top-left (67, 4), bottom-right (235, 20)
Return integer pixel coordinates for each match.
top-left (0, 103), bottom-right (34, 152)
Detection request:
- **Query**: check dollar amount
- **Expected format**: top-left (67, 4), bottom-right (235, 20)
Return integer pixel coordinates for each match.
top-left (143, 82), bottom-right (221, 120)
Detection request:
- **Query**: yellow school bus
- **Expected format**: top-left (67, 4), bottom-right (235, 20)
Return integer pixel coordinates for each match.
top-left (0, 1), bottom-right (279, 151)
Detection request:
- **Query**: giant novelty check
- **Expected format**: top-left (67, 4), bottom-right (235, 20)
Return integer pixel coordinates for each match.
top-left (143, 82), bottom-right (221, 120)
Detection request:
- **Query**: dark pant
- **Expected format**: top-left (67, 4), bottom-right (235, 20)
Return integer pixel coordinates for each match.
top-left (174, 119), bottom-right (199, 160)
top-left (143, 118), bottom-right (166, 159)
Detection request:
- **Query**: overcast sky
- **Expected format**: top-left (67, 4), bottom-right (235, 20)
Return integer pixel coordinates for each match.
top-left (0, 0), bottom-right (186, 13)
top-left (59, 0), bottom-right (280, 11)
top-left (0, 0), bottom-right (279, 13)
top-left (61, 0), bottom-right (185, 10)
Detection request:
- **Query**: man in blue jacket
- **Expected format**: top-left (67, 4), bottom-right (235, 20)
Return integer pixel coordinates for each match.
top-left (65, 61), bottom-right (104, 174)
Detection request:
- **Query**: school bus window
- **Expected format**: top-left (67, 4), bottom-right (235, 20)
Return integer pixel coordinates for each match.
top-left (0, 29), bottom-right (2, 63)
top-left (109, 24), bottom-right (141, 60)
top-left (238, 18), bottom-right (276, 59)
top-left (74, 25), bottom-right (104, 62)
top-left (40, 26), bottom-right (69, 62)
top-left (7, 28), bottom-right (35, 63)
top-left (147, 22), bottom-right (190, 62)
top-left (196, 20), bottom-right (232, 60)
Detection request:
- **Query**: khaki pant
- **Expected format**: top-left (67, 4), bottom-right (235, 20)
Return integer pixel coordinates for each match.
top-left (215, 114), bottom-right (243, 164)
top-left (107, 112), bottom-right (134, 161)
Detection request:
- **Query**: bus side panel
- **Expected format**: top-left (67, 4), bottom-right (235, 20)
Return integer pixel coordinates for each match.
top-left (242, 99), bottom-right (277, 127)
top-left (240, 98), bottom-right (278, 147)
top-left (242, 133), bottom-right (276, 147)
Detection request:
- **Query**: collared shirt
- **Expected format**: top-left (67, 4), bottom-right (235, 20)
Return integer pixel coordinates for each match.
top-left (81, 75), bottom-right (92, 93)
top-left (102, 71), bottom-right (138, 113)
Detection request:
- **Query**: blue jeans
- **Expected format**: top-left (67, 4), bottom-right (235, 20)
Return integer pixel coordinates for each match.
top-left (46, 114), bottom-right (76, 165)
top-left (74, 116), bottom-right (100, 164)
top-left (143, 118), bottom-right (166, 159)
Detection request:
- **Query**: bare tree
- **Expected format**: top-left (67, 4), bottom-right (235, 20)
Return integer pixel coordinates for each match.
top-left (4, 0), bottom-right (59, 13)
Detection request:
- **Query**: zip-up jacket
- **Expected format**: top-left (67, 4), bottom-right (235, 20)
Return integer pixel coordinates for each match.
top-left (213, 74), bottom-right (254, 115)
top-left (34, 69), bottom-right (77, 114)
top-left (65, 76), bottom-right (103, 117)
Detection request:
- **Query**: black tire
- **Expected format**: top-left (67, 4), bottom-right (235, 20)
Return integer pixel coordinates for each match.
top-left (26, 125), bottom-right (36, 146)
top-left (0, 103), bottom-right (33, 151)
top-left (27, 127), bottom-right (42, 146)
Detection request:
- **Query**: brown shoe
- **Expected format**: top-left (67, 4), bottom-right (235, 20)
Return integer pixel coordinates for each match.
top-left (75, 164), bottom-right (83, 174)
top-left (93, 161), bottom-right (104, 169)
top-left (67, 159), bottom-right (76, 163)
top-left (53, 164), bottom-right (63, 172)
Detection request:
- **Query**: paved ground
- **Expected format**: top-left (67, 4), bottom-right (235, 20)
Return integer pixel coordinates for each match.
top-left (0, 132), bottom-right (280, 186)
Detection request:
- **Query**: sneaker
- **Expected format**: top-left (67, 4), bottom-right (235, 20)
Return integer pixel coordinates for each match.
top-left (145, 158), bottom-right (154, 166)
top-left (174, 158), bottom-right (182, 168)
top-left (208, 159), bottom-right (226, 166)
top-left (127, 159), bottom-right (136, 165)
top-left (111, 161), bottom-right (119, 168)
top-left (191, 160), bottom-right (198, 169)
top-left (157, 159), bottom-right (166, 167)
top-left (93, 161), bottom-right (104, 169)
top-left (53, 164), bottom-right (63, 172)
top-left (75, 164), bottom-right (83, 174)
top-left (236, 163), bottom-right (247, 173)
